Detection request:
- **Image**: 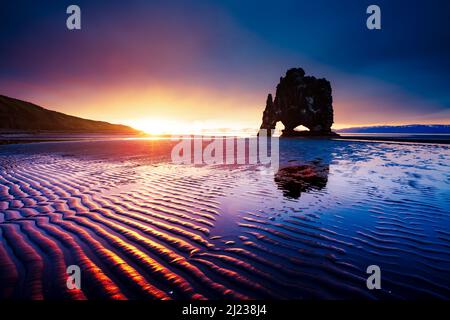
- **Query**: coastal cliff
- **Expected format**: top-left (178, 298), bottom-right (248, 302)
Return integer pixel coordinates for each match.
top-left (0, 95), bottom-right (139, 134)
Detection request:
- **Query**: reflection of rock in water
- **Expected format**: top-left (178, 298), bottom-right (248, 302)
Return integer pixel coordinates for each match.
top-left (274, 160), bottom-right (329, 199)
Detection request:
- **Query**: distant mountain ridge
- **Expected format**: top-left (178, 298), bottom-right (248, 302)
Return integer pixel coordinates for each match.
top-left (0, 95), bottom-right (140, 134)
top-left (337, 124), bottom-right (450, 134)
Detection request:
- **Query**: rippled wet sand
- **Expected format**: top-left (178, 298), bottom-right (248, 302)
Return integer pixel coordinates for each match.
top-left (0, 138), bottom-right (449, 299)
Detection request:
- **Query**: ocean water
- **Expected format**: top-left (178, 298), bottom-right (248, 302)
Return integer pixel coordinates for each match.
top-left (0, 138), bottom-right (449, 299)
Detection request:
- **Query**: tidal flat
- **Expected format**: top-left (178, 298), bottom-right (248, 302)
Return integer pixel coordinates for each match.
top-left (0, 138), bottom-right (449, 299)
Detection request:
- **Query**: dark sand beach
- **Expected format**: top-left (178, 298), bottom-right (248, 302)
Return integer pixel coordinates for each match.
top-left (0, 138), bottom-right (449, 299)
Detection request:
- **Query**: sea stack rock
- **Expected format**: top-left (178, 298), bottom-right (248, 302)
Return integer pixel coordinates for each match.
top-left (259, 68), bottom-right (337, 136)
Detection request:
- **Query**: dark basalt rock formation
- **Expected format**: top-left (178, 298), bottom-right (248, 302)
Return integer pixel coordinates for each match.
top-left (259, 68), bottom-right (337, 136)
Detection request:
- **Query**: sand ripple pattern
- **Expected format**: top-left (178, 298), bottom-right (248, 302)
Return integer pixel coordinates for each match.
top-left (0, 139), bottom-right (449, 299)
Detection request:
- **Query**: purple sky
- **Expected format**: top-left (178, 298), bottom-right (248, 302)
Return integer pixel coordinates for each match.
top-left (1, 0), bottom-right (449, 132)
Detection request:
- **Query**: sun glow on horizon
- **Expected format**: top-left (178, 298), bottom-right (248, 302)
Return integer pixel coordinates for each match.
top-left (125, 118), bottom-right (260, 135)
top-left (125, 117), bottom-right (450, 135)
top-left (127, 118), bottom-right (187, 135)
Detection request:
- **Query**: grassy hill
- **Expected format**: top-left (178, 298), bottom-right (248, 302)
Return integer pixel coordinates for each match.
top-left (0, 95), bottom-right (140, 134)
